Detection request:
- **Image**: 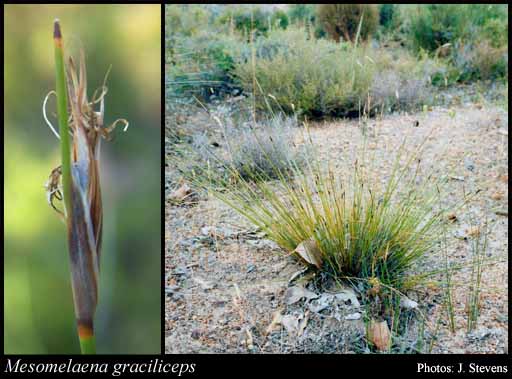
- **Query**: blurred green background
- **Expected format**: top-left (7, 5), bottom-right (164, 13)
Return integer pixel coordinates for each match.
top-left (4, 5), bottom-right (161, 354)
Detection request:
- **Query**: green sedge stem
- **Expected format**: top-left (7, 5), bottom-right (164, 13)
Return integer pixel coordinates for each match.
top-left (53, 19), bottom-right (72, 217)
top-left (79, 336), bottom-right (96, 355)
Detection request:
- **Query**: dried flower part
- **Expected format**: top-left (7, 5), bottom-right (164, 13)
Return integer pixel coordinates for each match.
top-left (45, 165), bottom-right (64, 218)
top-left (45, 47), bottom-right (128, 334)
top-left (66, 51), bottom-right (104, 330)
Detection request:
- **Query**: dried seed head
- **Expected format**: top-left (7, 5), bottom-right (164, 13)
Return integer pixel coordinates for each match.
top-left (45, 45), bottom-right (128, 337)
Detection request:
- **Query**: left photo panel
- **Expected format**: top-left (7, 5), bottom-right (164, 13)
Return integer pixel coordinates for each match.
top-left (4, 4), bottom-right (162, 354)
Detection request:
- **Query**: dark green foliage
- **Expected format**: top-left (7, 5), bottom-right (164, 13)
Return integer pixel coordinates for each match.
top-left (407, 4), bottom-right (508, 83)
top-left (271, 10), bottom-right (289, 30)
top-left (167, 35), bottom-right (244, 102)
top-left (288, 4), bottom-right (316, 26)
top-left (452, 41), bottom-right (508, 82)
top-left (165, 4), bottom-right (210, 37)
top-left (232, 7), bottom-right (268, 35)
top-left (408, 4), bottom-right (469, 52)
top-left (317, 4), bottom-right (379, 43)
top-left (234, 30), bottom-right (375, 118)
top-left (407, 4), bottom-right (508, 53)
top-left (379, 4), bottom-right (399, 31)
top-left (217, 6), bottom-right (289, 37)
top-left (481, 18), bottom-right (508, 48)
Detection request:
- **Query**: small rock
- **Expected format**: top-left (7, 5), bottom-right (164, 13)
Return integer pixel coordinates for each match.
top-left (464, 157), bottom-right (475, 172)
top-left (193, 277), bottom-right (215, 290)
top-left (174, 267), bottom-right (188, 276)
top-left (400, 296), bottom-right (418, 310)
top-left (345, 312), bottom-right (361, 320)
top-left (490, 191), bottom-right (504, 201)
top-left (165, 285), bottom-right (179, 292)
top-left (454, 229), bottom-right (468, 240)
top-left (191, 330), bottom-right (201, 340)
top-left (334, 289), bottom-right (360, 308)
top-left (200, 226), bottom-right (213, 236)
top-left (468, 327), bottom-right (503, 341)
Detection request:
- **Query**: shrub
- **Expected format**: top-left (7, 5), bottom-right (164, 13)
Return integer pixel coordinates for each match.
top-left (226, 116), bottom-right (303, 182)
top-left (288, 4), bottom-right (316, 26)
top-left (167, 33), bottom-right (244, 101)
top-left (481, 18), bottom-right (508, 48)
top-left (216, 6), bottom-right (268, 37)
top-left (217, 6), bottom-right (289, 37)
top-left (465, 4), bottom-right (508, 28)
top-left (469, 42), bottom-right (507, 81)
top-left (165, 4), bottom-right (211, 37)
top-left (450, 40), bottom-right (508, 82)
top-left (234, 29), bottom-right (376, 118)
top-left (379, 4), bottom-right (400, 31)
top-left (270, 10), bottom-right (289, 31)
top-left (317, 4), bottom-right (378, 43)
top-left (371, 71), bottom-right (431, 113)
top-left (183, 114), bottom-right (304, 186)
top-left (187, 133), bottom-right (456, 293)
top-left (233, 7), bottom-right (268, 36)
top-left (370, 49), bottom-right (439, 111)
top-left (408, 4), bottom-right (470, 53)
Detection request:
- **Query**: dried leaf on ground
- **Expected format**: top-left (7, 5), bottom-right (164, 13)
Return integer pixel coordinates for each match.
top-left (466, 226), bottom-right (481, 238)
top-left (281, 315), bottom-right (299, 335)
top-left (298, 311), bottom-right (309, 336)
top-left (265, 310), bottom-right (283, 335)
top-left (245, 328), bottom-right (254, 350)
top-left (293, 238), bottom-right (323, 269)
top-left (288, 268), bottom-right (309, 284)
top-left (170, 183), bottom-right (193, 203)
top-left (345, 312), bottom-right (361, 320)
top-left (490, 191), bottom-right (504, 201)
top-left (284, 286), bottom-right (318, 305)
top-left (367, 320), bottom-right (391, 352)
top-left (446, 212), bottom-right (458, 222)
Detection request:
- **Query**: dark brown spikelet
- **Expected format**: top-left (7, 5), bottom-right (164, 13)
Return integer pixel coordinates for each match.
top-left (66, 52), bottom-right (103, 330)
top-left (46, 45), bottom-right (128, 333)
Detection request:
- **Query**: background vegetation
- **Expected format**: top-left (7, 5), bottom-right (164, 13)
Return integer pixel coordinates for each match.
top-left (4, 4), bottom-right (161, 354)
top-left (166, 4), bottom-right (508, 119)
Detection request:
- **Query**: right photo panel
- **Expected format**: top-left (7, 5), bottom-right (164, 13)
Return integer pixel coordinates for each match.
top-left (165, 4), bottom-right (508, 354)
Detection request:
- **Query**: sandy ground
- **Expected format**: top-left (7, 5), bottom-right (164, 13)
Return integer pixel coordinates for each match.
top-left (165, 100), bottom-right (508, 354)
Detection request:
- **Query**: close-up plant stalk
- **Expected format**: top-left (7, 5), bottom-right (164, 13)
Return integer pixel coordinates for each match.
top-left (49, 20), bottom-right (128, 354)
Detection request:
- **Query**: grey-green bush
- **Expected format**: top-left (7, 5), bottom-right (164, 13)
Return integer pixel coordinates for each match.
top-left (234, 29), bottom-right (375, 118)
